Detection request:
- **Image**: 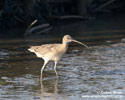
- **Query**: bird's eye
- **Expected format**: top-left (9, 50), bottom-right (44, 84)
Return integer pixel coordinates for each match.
top-left (67, 36), bottom-right (70, 39)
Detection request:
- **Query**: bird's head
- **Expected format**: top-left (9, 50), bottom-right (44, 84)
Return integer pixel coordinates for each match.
top-left (63, 35), bottom-right (89, 48)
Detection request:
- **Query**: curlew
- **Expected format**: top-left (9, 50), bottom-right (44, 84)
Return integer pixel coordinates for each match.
top-left (28, 35), bottom-right (88, 79)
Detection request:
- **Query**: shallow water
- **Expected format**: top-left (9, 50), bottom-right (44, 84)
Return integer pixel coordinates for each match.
top-left (0, 35), bottom-right (125, 100)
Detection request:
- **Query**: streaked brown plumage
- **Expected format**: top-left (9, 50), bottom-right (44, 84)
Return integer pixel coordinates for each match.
top-left (28, 35), bottom-right (88, 79)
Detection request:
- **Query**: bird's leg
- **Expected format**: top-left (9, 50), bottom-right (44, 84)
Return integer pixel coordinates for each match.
top-left (40, 60), bottom-right (48, 79)
top-left (54, 61), bottom-right (59, 79)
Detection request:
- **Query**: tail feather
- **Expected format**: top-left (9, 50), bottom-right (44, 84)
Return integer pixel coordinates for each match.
top-left (28, 47), bottom-right (34, 52)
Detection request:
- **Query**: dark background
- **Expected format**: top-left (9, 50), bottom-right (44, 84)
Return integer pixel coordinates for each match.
top-left (0, 0), bottom-right (125, 37)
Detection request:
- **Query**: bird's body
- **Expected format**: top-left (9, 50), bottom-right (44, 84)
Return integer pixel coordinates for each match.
top-left (28, 43), bottom-right (67, 61)
top-left (28, 35), bottom-right (88, 79)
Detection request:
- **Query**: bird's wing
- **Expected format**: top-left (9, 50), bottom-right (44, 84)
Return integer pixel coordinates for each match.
top-left (31, 44), bottom-right (60, 55)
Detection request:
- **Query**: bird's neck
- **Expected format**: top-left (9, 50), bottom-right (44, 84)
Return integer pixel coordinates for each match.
top-left (62, 41), bottom-right (69, 50)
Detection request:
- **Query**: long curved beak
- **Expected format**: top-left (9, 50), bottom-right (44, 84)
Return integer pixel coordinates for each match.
top-left (72, 39), bottom-right (89, 49)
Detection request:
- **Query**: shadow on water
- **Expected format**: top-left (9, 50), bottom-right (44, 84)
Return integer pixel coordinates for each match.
top-left (0, 17), bottom-right (125, 99)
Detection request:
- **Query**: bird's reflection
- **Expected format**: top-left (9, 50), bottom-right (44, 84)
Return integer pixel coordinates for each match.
top-left (40, 70), bottom-right (59, 80)
top-left (39, 77), bottom-right (59, 99)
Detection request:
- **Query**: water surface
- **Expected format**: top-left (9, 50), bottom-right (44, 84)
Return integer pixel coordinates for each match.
top-left (0, 35), bottom-right (125, 100)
